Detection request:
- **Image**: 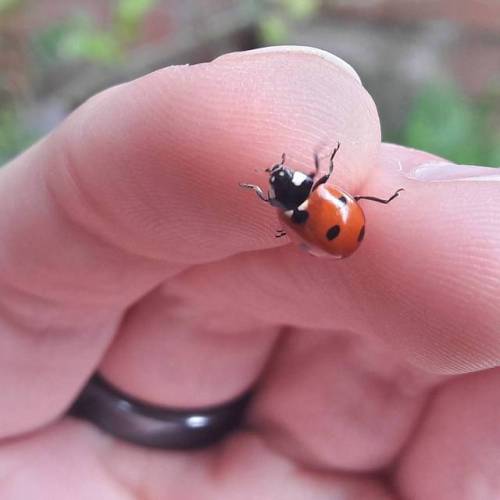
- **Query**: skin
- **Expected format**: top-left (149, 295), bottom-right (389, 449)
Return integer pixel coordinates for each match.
top-left (0, 46), bottom-right (499, 499)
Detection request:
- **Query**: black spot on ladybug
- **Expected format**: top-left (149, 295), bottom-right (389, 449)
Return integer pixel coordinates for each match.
top-left (291, 209), bottom-right (309, 224)
top-left (358, 225), bottom-right (365, 242)
top-left (326, 225), bottom-right (341, 240)
top-left (338, 195), bottom-right (347, 204)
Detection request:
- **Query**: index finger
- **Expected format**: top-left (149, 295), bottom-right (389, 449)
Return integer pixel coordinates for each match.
top-left (43, 47), bottom-right (380, 265)
top-left (0, 47), bottom-right (379, 436)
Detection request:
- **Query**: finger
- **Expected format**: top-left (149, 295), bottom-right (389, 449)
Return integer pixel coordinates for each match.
top-left (0, 46), bottom-right (379, 437)
top-left (98, 251), bottom-right (437, 472)
top-left (154, 144), bottom-right (500, 374)
top-left (396, 367), bottom-right (500, 500)
top-left (92, 46), bottom-right (382, 405)
top-left (114, 143), bottom-right (498, 468)
top-left (44, 46), bottom-right (381, 263)
top-left (359, 143), bottom-right (500, 373)
top-left (99, 285), bottom-right (279, 407)
top-left (249, 329), bottom-right (438, 472)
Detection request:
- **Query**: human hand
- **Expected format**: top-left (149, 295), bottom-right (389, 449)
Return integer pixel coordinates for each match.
top-left (0, 47), bottom-right (499, 499)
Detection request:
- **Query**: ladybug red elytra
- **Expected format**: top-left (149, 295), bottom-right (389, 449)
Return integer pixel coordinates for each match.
top-left (240, 142), bottom-right (403, 258)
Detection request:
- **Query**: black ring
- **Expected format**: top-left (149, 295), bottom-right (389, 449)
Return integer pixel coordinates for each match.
top-left (69, 375), bottom-right (253, 449)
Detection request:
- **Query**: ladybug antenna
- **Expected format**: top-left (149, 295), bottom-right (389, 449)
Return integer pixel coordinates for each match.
top-left (265, 152), bottom-right (287, 173)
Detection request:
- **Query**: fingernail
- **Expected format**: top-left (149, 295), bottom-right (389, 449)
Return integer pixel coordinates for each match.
top-left (213, 45), bottom-right (361, 83)
top-left (406, 162), bottom-right (500, 182)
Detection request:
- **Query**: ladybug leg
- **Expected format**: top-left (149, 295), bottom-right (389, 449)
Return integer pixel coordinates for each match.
top-left (312, 141), bottom-right (341, 191)
top-left (275, 229), bottom-right (287, 238)
top-left (239, 183), bottom-right (271, 203)
top-left (311, 138), bottom-right (336, 176)
top-left (311, 150), bottom-right (321, 177)
top-left (355, 188), bottom-right (404, 204)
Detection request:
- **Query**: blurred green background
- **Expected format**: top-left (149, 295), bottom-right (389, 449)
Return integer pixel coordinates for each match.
top-left (1, 0), bottom-right (499, 166)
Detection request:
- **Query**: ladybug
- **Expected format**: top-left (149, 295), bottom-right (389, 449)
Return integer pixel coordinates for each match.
top-left (240, 142), bottom-right (403, 258)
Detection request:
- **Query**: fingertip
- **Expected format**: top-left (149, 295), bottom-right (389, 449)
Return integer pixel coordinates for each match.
top-left (0, 47), bottom-right (383, 438)
top-left (48, 46), bottom-right (382, 263)
top-left (213, 45), bottom-right (363, 84)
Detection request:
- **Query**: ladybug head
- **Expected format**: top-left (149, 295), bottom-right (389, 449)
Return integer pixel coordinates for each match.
top-left (265, 156), bottom-right (314, 210)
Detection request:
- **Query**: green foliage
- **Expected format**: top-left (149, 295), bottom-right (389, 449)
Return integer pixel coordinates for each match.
top-left (33, 15), bottom-right (118, 63)
top-left (259, 15), bottom-right (289, 45)
top-left (258, 0), bottom-right (320, 45)
top-left (402, 82), bottom-right (500, 167)
top-left (0, 0), bottom-right (22, 14)
top-left (115, 0), bottom-right (156, 41)
top-left (34, 22), bottom-right (75, 63)
top-left (0, 0), bottom-right (158, 164)
top-left (283, 0), bottom-right (320, 19)
top-left (0, 108), bottom-right (34, 165)
top-left (59, 18), bottom-right (122, 63)
top-left (33, 0), bottom-right (157, 65)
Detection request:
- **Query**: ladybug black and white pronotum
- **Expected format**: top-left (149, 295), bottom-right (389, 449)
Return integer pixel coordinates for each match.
top-left (240, 143), bottom-right (403, 258)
